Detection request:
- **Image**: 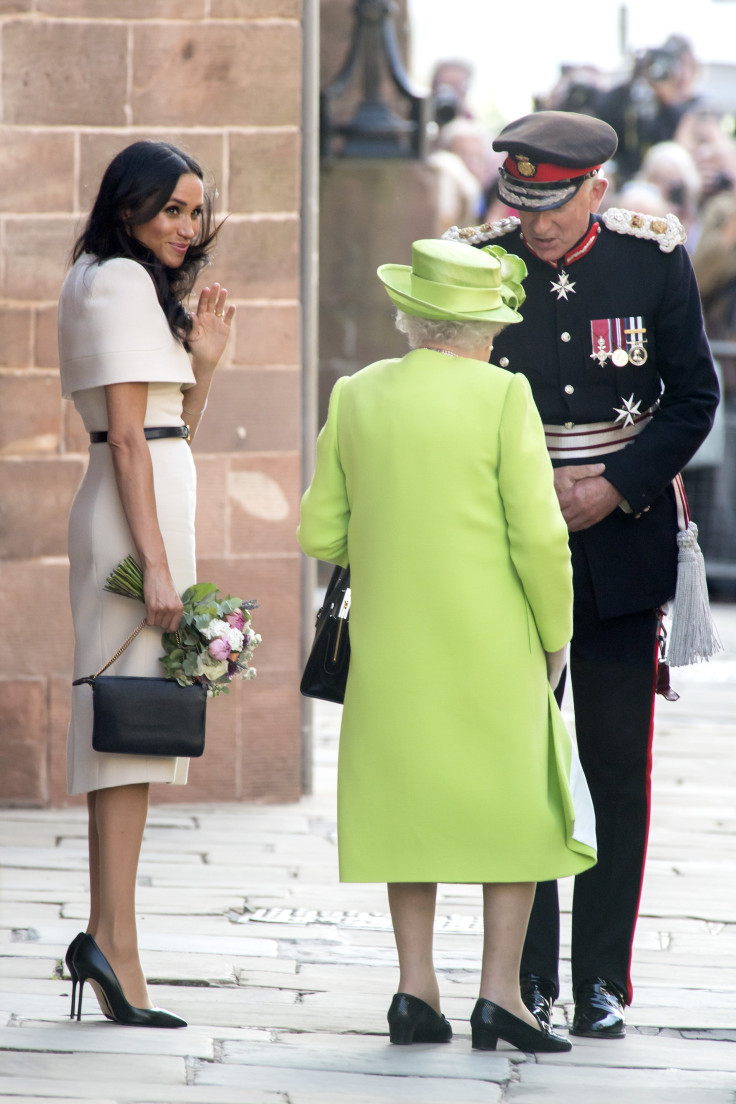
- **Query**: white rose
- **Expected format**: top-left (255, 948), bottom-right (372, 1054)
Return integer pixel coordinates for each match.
top-left (225, 626), bottom-right (244, 651)
top-left (201, 618), bottom-right (230, 642)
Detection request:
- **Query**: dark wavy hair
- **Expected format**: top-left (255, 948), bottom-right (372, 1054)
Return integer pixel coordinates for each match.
top-left (72, 140), bottom-right (219, 343)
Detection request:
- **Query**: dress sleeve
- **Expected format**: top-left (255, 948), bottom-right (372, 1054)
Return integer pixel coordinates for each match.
top-left (297, 376), bottom-right (350, 567)
top-left (58, 256), bottom-right (195, 398)
top-left (498, 371), bottom-right (573, 652)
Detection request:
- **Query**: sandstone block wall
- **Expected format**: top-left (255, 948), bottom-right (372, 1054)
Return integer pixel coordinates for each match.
top-left (0, 1), bottom-right (304, 806)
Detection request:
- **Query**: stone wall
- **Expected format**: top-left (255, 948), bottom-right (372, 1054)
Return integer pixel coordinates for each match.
top-left (0, 1), bottom-right (305, 806)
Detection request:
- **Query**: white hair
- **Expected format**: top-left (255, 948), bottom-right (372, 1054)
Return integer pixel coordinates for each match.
top-left (395, 310), bottom-right (504, 350)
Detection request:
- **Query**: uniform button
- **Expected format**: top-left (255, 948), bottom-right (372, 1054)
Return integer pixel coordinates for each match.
top-left (561, 332), bottom-right (571, 342)
top-left (564, 384), bottom-right (574, 395)
top-left (499, 357), bottom-right (509, 367)
top-left (565, 421), bottom-right (575, 429)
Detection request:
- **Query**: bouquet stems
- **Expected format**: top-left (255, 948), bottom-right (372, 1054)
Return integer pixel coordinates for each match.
top-left (104, 555), bottom-right (145, 602)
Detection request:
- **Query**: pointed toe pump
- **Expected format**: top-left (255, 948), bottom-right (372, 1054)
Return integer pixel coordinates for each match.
top-left (387, 992), bottom-right (453, 1044)
top-left (64, 932), bottom-right (86, 1020)
top-left (72, 934), bottom-right (187, 1028)
top-left (470, 998), bottom-right (572, 1053)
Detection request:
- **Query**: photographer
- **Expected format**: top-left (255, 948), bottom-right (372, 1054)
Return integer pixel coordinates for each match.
top-left (430, 58), bottom-right (475, 127)
top-left (598, 35), bottom-right (702, 182)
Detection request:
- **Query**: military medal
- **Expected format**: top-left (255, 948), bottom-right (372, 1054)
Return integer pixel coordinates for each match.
top-left (589, 319), bottom-right (613, 365)
top-left (550, 269), bottom-right (576, 300)
top-left (610, 317), bottom-right (629, 366)
top-left (613, 393), bottom-right (643, 427)
top-left (625, 317), bottom-right (648, 365)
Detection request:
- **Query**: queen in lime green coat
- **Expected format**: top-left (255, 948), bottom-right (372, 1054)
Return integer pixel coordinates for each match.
top-left (298, 239), bottom-right (596, 1052)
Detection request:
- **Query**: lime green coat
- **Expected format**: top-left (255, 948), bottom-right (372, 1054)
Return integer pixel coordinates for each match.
top-left (298, 349), bottom-right (596, 882)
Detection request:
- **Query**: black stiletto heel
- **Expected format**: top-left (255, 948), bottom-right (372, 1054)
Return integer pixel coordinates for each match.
top-left (72, 934), bottom-right (186, 1028)
top-left (470, 998), bottom-right (571, 1052)
top-left (387, 993), bottom-right (452, 1044)
top-left (64, 932), bottom-right (85, 1019)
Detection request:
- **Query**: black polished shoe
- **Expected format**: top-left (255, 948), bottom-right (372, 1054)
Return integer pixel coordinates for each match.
top-left (471, 998), bottom-right (572, 1053)
top-left (520, 973), bottom-right (557, 1028)
top-left (72, 934), bottom-right (187, 1028)
top-left (571, 977), bottom-right (626, 1038)
top-left (387, 993), bottom-right (452, 1044)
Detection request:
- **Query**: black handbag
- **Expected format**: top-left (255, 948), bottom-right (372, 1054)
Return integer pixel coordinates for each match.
top-left (300, 564), bottom-right (351, 703)
top-left (72, 619), bottom-right (207, 757)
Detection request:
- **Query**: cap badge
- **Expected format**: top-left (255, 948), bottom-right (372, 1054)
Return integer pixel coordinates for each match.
top-left (514, 154), bottom-right (537, 177)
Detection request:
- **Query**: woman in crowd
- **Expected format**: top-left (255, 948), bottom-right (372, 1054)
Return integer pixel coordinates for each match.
top-left (58, 140), bottom-right (234, 1027)
top-left (298, 239), bottom-right (596, 1053)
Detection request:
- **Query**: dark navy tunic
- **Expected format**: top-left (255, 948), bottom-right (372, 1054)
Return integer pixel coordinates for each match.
top-left (486, 215), bottom-right (719, 618)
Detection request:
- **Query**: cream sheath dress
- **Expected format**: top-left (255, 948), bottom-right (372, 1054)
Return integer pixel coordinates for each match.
top-left (59, 255), bottom-right (197, 796)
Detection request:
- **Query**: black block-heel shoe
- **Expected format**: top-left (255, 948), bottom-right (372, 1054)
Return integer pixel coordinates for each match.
top-left (73, 934), bottom-right (187, 1028)
top-left (65, 932), bottom-right (86, 1019)
top-left (470, 998), bottom-right (571, 1053)
top-left (387, 993), bottom-right (452, 1044)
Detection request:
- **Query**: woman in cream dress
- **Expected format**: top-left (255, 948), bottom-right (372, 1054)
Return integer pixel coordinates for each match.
top-left (58, 141), bottom-right (233, 1027)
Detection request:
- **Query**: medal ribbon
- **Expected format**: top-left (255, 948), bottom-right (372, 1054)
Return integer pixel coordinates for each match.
top-left (625, 316), bottom-right (646, 350)
top-left (590, 318), bottom-right (612, 359)
top-left (613, 317), bottom-right (625, 357)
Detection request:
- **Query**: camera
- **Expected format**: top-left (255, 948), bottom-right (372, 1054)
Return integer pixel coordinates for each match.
top-left (640, 47), bottom-right (678, 84)
top-left (433, 84), bottom-right (460, 126)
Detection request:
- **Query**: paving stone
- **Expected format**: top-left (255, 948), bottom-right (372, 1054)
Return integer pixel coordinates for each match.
top-left (0, 956), bottom-right (60, 979)
top-left (220, 1029), bottom-right (511, 1081)
top-left (195, 1062), bottom-right (505, 1103)
top-left (0, 1080), bottom-right (278, 1104)
top-left (0, 1051), bottom-right (184, 1083)
top-left (507, 1065), bottom-right (736, 1103)
top-left (539, 1031), bottom-right (736, 1070)
top-left (0, 1023), bottom-right (268, 1058)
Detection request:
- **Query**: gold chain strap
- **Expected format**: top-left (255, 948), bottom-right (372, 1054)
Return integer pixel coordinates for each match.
top-left (89, 619), bottom-right (149, 680)
top-left (84, 620), bottom-right (184, 682)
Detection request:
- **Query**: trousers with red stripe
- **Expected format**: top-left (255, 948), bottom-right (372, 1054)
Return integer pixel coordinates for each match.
top-left (520, 548), bottom-right (659, 1005)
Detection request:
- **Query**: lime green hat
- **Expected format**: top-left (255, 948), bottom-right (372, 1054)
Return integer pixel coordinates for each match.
top-left (377, 238), bottom-right (527, 324)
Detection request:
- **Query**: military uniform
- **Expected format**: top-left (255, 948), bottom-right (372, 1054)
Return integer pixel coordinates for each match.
top-left (448, 197), bottom-right (719, 1008)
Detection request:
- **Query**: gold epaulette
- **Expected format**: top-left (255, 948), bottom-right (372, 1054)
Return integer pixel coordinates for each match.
top-left (442, 217), bottom-right (521, 245)
top-left (602, 208), bottom-right (686, 253)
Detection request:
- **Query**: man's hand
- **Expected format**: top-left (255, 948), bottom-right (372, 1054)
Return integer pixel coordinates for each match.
top-left (553, 463), bottom-right (623, 532)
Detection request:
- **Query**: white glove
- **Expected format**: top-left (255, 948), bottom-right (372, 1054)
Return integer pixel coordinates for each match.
top-left (545, 645), bottom-right (568, 692)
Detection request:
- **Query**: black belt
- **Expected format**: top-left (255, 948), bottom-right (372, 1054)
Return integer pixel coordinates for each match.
top-left (90, 425), bottom-right (190, 444)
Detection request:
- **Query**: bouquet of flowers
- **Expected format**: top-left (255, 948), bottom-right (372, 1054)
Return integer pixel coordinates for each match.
top-left (104, 556), bottom-right (261, 697)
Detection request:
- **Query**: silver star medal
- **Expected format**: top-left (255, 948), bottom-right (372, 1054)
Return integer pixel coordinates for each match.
top-left (613, 394), bottom-right (642, 427)
top-left (550, 270), bottom-right (576, 299)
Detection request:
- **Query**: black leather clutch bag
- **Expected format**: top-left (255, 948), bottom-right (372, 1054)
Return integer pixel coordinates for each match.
top-left (73, 619), bottom-right (207, 757)
top-left (300, 564), bottom-right (351, 704)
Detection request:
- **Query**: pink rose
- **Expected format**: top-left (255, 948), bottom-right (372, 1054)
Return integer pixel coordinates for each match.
top-left (225, 609), bottom-right (246, 632)
top-left (208, 637), bottom-right (231, 661)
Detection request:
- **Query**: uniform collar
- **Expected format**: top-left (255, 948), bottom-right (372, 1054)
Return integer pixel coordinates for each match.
top-left (521, 216), bottom-right (601, 269)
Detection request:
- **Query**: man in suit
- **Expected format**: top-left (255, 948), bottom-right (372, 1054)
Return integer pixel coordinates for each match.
top-left (445, 110), bottom-right (719, 1037)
